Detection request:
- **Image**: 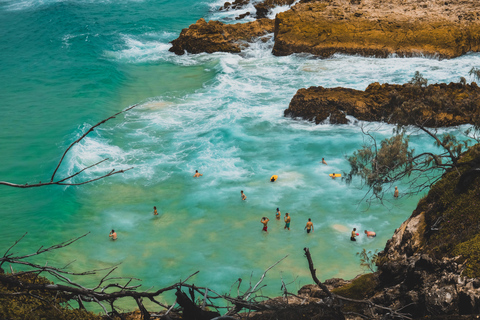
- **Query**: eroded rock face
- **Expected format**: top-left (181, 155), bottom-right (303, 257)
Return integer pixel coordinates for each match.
top-left (169, 18), bottom-right (274, 55)
top-left (285, 82), bottom-right (480, 126)
top-left (370, 253), bottom-right (480, 317)
top-left (273, 0), bottom-right (480, 58)
top-left (220, 0), bottom-right (297, 19)
top-left (255, 0), bottom-right (297, 19)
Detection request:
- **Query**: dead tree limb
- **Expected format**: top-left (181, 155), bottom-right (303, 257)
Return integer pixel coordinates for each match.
top-left (225, 255), bottom-right (288, 316)
top-left (304, 247), bottom-right (413, 320)
top-left (303, 248), bottom-right (333, 299)
top-left (0, 233), bottom-right (202, 319)
top-left (0, 104), bottom-right (138, 188)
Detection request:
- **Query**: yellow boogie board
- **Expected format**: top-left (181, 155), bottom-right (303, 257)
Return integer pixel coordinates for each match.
top-left (329, 173), bottom-right (341, 178)
top-left (270, 175), bottom-right (278, 182)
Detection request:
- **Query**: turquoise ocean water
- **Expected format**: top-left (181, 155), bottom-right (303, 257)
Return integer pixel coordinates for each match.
top-left (1, 0), bottom-right (480, 312)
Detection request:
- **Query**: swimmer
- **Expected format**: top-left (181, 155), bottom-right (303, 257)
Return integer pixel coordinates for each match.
top-left (271, 176), bottom-right (276, 182)
top-left (284, 213), bottom-right (291, 230)
top-left (276, 208), bottom-right (281, 220)
top-left (394, 186), bottom-right (399, 198)
top-left (193, 170), bottom-right (203, 178)
top-left (350, 228), bottom-right (357, 241)
top-left (261, 217), bottom-right (269, 232)
top-left (365, 230), bottom-right (376, 237)
top-left (241, 190), bottom-right (247, 201)
top-left (321, 158), bottom-right (327, 165)
top-left (109, 229), bottom-right (117, 240)
top-left (331, 173), bottom-right (337, 179)
top-left (305, 218), bottom-right (314, 233)
top-left (154, 206), bottom-right (158, 215)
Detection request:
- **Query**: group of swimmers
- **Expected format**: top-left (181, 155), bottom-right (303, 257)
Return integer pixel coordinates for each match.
top-left (350, 228), bottom-right (376, 241)
top-left (104, 166), bottom-right (379, 242)
top-left (260, 210), bottom-right (313, 233)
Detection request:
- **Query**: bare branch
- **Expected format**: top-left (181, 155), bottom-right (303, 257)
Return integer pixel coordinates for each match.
top-left (51, 104), bottom-right (138, 182)
top-left (0, 104), bottom-right (138, 189)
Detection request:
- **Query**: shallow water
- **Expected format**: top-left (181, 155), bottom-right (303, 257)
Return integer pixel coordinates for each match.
top-left (1, 0), bottom-right (479, 312)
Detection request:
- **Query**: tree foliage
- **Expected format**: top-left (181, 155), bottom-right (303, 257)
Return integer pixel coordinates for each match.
top-left (356, 249), bottom-right (379, 273)
top-left (346, 72), bottom-right (479, 200)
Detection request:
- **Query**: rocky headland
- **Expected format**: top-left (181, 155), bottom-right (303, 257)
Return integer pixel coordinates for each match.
top-left (273, 0), bottom-right (480, 58)
top-left (285, 81), bottom-right (480, 125)
top-left (169, 18), bottom-right (274, 55)
top-left (170, 0), bottom-right (480, 58)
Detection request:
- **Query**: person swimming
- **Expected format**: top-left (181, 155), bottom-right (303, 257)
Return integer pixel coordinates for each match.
top-left (305, 218), bottom-right (314, 233)
top-left (261, 217), bottom-right (269, 232)
top-left (350, 228), bottom-right (357, 241)
top-left (284, 213), bottom-right (291, 230)
top-left (241, 190), bottom-right (247, 200)
top-left (365, 230), bottom-right (376, 237)
top-left (276, 208), bottom-right (281, 220)
top-left (321, 158), bottom-right (327, 165)
top-left (193, 170), bottom-right (203, 178)
top-left (154, 206), bottom-right (158, 215)
top-left (109, 229), bottom-right (117, 240)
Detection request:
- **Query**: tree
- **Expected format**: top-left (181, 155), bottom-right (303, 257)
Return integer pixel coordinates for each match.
top-left (0, 104), bottom-right (138, 188)
top-left (345, 72), bottom-right (480, 200)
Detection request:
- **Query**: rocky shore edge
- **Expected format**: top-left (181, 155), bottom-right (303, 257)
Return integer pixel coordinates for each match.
top-left (170, 0), bottom-right (480, 59)
top-left (285, 80), bottom-right (480, 126)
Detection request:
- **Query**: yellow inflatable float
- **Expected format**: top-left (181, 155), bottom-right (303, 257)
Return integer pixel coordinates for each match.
top-left (270, 175), bottom-right (278, 182)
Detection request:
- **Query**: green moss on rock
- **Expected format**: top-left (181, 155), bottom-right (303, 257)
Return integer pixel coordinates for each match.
top-left (331, 273), bottom-right (377, 300)
top-left (0, 273), bottom-right (103, 320)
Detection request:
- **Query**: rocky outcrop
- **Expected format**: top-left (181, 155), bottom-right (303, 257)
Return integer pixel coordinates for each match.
top-left (169, 18), bottom-right (274, 55)
top-left (285, 82), bottom-right (480, 126)
top-left (172, 0), bottom-right (480, 58)
top-left (273, 0), bottom-right (480, 58)
top-left (365, 144), bottom-right (480, 318)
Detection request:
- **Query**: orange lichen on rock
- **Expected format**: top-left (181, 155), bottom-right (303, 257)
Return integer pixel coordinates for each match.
top-left (169, 18), bottom-right (274, 55)
top-left (273, 0), bottom-right (480, 58)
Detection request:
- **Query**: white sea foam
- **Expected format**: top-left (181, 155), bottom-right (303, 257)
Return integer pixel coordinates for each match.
top-left (104, 34), bottom-right (174, 63)
top-left (1, 0), bottom-right (145, 11)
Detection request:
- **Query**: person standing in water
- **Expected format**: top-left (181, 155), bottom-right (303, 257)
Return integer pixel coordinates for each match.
top-left (305, 218), bottom-right (314, 233)
top-left (276, 208), bottom-right (281, 220)
top-left (321, 158), bottom-right (327, 165)
top-left (284, 213), bottom-right (291, 230)
top-left (394, 186), bottom-right (399, 198)
top-left (350, 228), bottom-right (357, 241)
top-left (154, 206), bottom-right (158, 215)
top-left (241, 190), bottom-right (247, 200)
top-left (109, 229), bottom-right (117, 240)
top-left (193, 170), bottom-right (203, 178)
top-left (261, 217), bottom-right (269, 232)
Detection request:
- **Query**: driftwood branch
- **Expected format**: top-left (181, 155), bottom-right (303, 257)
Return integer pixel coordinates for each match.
top-left (0, 104), bottom-right (138, 188)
